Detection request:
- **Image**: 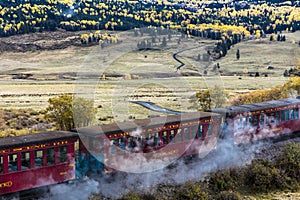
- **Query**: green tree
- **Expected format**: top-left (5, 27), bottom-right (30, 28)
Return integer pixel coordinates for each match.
top-left (189, 89), bottom-right (211, 111)
top-left (277, 34), bottom-right (281, 41)
top-left (236, 49), bottom-right (240, 60)
top-left (46, 94), bottom-right (95, 130)
top-left (161, 37), bottom-right (167, 47)
top-left (73, 97), bottom-right (96, 128)
top-left (210, 85), bottom-right (228, 108)
top-left (190, 85), bottom-right (227, 111)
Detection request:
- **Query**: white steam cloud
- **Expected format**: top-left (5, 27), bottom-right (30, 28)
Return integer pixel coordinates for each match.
top-left (43, 178), bottom-right (99, 200)
top-left (41, 133), bottom-right (268, 199)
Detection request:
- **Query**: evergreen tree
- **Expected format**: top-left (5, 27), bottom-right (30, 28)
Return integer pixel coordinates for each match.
top-left (161, 37), bottom-right (167, 47)
top-left (277, 34), bottom-right (281, 41)
top-left (236, 49), bottom-right (240, 60)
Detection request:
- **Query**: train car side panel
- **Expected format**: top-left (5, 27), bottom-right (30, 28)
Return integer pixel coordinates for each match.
top-left (0, 135), bottom-right (77, 195)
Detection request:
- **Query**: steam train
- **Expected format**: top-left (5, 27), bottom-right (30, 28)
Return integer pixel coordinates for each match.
top-left (1, 97), bottom-right (300, 195)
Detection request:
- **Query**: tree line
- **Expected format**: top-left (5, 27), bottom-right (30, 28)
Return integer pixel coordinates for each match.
top-left (0, 0), bottom-right (299, 44)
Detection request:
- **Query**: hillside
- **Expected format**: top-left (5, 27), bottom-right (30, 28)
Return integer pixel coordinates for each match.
top-left (0, 29), bottom-right (81, 53)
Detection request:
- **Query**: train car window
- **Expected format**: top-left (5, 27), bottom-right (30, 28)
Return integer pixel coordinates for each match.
top-left (59, 146), bottom-right (67, 163)
top-left (276, 111), bottom-right (280, 123)
top-left (0, 156), bottom-right (3, 173)
top-left (249, 115), bottom-right (258, 126)
top-left (136, 136), bottom-right (143, 149)
top-left (110, 139), bottom-right (117, 154)
top-left (126, 137), bottom-right (130, 150)
top-left (291, 109), bottom-right (295, 120)
top-left (259, 114), bottom-right (265, 125)
top-left (266, 115), bottom-right (270, 124)
top-left (154, 133), bottom-right (160, 146)
top-left (8, 153), bottom-right (18, 172)
top-left (248, 116), bottom-right (253, 126)
top-left (207, 124), bottom-right (213, 136)
top-left (253, 115), bottom-right (258, 126)
top-left (191, 126), bottom-right (197, 138)
top-left (243, 117), bottom-right (247, 127)
top-left (127, 137), bottom-right (136, 150)
top-left (119, 137), bottom-right (126, 150)
top-left (238, 117), bottom-right (247, 129)
top-left (35, 150), bottom-right (43, 167)
top-left (46, 148), bottom-right (55, 165)
top-left (170, 130), bottom-right (175, 143)
top-left (184, 128), bottom-right (190, 140)
top-left (285, 109), bottom-right (290, 121)
top-left (281, 110), bottom-right (285, 122)
top-left (269, 113), bottom-right (275, 124)
top-left (237, 117), bottom-right (242, 129)
top-left (145, 133), bottom-right (153, 147)
top-left (198, 125), bottom-right (203, 138)
top-left (21, 152), bottom-right (30, 170)
top-left (162, 131), bottom-right (168, 144)
top-left (176, 129), bottom-right (182, 142)
top-left (295, 108), bottom-right (299, 119)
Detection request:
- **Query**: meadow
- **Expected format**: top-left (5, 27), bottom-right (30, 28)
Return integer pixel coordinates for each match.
top-left (0, 30), bottom-right (298, 122)
top-left (215, 31), bottom-right (300, 77)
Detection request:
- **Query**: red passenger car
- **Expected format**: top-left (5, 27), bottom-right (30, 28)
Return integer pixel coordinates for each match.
top-left (212, 97), bottom-right (300, 144)
top-left (76, 111), bottom-right (221, 172)
top-left (0, 131), bottom-right (78, 195)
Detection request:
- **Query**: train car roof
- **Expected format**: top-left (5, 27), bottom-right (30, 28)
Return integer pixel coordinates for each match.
top-left (0, 131), bottom-right (78, 149)
top-left (211, 97), bottom-right (300, 116)
top-left (75, 111), bottom-right (219, 137)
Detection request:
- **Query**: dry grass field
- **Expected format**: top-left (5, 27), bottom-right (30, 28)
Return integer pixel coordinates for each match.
top-left (214, 31), bottom-right (300, 77)
top-left (0, 30), bottom-right (298, 122)
top-left (0, 76), bottom-right (288, 123)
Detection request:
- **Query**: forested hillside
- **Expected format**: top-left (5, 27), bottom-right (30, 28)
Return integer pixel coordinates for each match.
top-left (0, 0), bottom-right (299, 38)
top-left (0, 0), bottom-right (299, 58)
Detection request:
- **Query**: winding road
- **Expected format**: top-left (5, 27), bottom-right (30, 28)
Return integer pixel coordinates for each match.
top-left (173, 42), bottom-right (214, 71)
top-left (130, 42), bottom-right (214, 114)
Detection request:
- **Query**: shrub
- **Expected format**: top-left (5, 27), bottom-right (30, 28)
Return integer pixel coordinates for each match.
top-left (275, 143), bottom-right (300, 184)
top-left (139, 193), bottom-right (157, 200)
top-left (215, 191), bottom-right (241, 200)
top-left (208, 168), bottom-right (240, 192)
top-left (119, 192), bottom-right (141, 200)
top-left (173, 181), bottom-right (208, 200)
top-left (243, 159), bottom-right (286, 192)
